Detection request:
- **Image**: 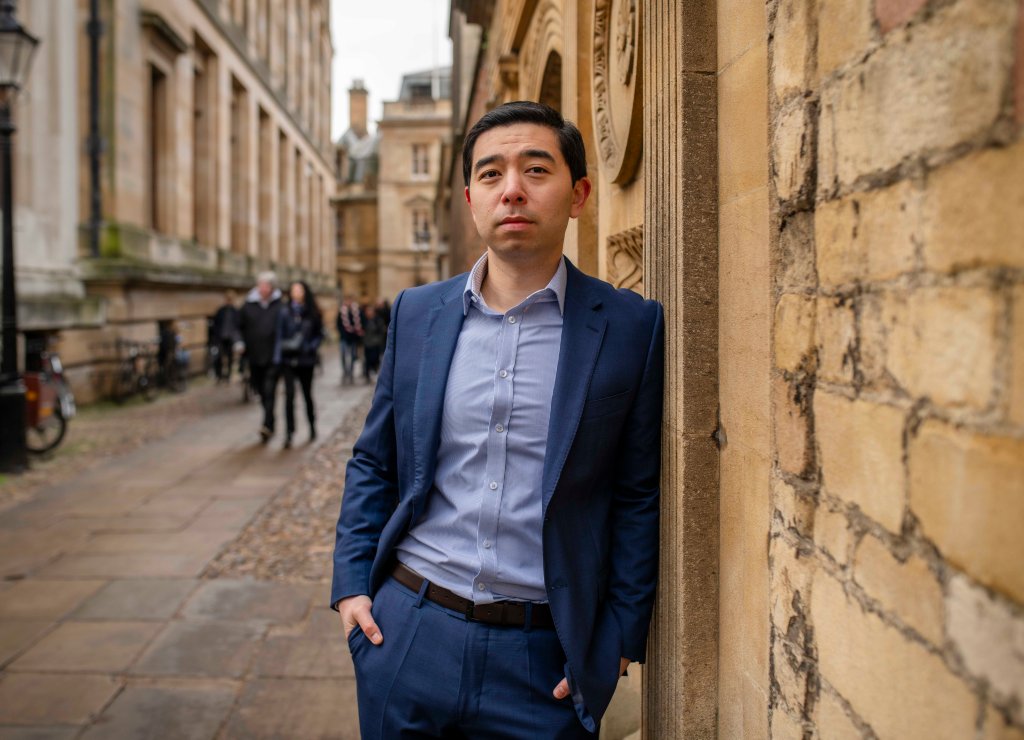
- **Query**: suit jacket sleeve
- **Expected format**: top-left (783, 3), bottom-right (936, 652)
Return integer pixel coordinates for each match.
top-left (330, 290), bottom-right (404, 608)
top-left (608, 301), bottom-right (664, 661)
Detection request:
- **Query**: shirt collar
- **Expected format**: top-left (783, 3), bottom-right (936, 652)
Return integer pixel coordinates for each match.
top-left (462, 252), bottom-right (567, 316)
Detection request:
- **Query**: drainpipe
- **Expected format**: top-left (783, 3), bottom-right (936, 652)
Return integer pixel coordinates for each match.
top-left (86, 0), bottom-right (103, 258)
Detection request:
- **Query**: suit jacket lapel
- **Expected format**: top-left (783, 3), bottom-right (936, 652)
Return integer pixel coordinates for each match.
top-left (412, 282), bottom-right (466, 501)
top-left (542, 263), bottom-right (607, 513)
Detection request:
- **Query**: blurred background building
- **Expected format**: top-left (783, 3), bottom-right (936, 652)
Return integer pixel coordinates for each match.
top-left (333, 79), bottom-right (379, 302)
top-left (11, 0), bottom-right (336, 402)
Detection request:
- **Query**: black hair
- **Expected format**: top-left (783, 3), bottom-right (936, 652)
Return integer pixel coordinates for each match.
top-left (462, 101), bottom-right (587, 187)
top-left (290, 280), bottom-right (323, 330)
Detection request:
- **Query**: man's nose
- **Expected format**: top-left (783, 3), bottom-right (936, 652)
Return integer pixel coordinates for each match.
top-left (501, 174), bottom-right (526, 204)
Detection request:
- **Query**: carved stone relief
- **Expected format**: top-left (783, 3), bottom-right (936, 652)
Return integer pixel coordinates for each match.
top-left (592, 0), bottom-right (642, 184)
top-left (607, 225), bottom-right (644, 293)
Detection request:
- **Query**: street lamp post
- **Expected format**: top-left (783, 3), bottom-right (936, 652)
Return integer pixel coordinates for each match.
top-left (0, 0), bottom-right (39, 473)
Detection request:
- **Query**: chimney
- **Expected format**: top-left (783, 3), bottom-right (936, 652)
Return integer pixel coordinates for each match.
top-left (349, 79), bottom-right (368, 137)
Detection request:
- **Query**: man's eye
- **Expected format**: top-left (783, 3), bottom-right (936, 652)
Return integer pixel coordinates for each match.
top-left (527, 166), bottom-right (548, 174)
top-left (480, 170), bottom-right (499, 179)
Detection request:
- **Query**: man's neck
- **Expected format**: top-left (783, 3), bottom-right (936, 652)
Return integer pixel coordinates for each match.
top-left (480, 250), bottom-right (562, 314)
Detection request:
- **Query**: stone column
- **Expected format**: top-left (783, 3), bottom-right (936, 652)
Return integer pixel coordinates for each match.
top-left (641, 0), bottom-right (720, 737)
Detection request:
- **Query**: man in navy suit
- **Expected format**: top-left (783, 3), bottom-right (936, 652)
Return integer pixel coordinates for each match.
top-left (332, 101), bottom-right (663, 738)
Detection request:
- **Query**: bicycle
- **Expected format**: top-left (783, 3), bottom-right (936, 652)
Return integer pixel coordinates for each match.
top-left (113, 339), bottom-right (157, 404)
top-left (24, 349), bottom-right (77, 455)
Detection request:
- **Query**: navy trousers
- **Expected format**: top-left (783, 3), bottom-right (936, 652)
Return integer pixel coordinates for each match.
top-left (347, 578), bottom-right (596, 739)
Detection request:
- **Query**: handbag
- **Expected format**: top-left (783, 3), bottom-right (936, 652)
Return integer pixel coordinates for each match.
top-left (279, 332), bottom-right (303, 355)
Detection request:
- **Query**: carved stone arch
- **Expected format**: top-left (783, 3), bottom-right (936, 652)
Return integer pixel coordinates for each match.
top-left (538, 51), bottom-right (562, 110)
top-left (517, 0), bottom-right (564, 107)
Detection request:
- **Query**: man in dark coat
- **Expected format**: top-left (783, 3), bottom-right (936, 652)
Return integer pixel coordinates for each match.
top-left (211, 290), bottom-right (240, 382)
top-left (239, 272), bottom-right (283, 442)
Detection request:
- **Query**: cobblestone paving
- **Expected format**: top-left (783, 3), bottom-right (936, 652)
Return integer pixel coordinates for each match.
top-left (203, 395), bottom-right (371, 583)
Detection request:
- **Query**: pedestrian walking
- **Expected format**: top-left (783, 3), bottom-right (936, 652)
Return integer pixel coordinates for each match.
top-left (332, 101), bottom-right (664, 738)
top-left (336, 297), bottom-right (363, 385)
top-left (361, 302), bottom-right (387, 384)
top-left (239, 271), bottom-right (283, 443)
top-left (211, 290), bottom-right (241, 383)
top-left (274, 280), bottom-right (324, 448)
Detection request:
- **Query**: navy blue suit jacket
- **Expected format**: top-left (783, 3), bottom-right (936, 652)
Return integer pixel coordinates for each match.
top-left (332, 258), bottom-right (664, 722)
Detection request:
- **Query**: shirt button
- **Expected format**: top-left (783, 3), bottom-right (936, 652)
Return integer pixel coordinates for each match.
top-left (499, 369), bottom-right (508, 378)
top-left (495, 424), bottom-right (504, 433)
top-left (478, 583), bottom-right (486, 591)
top-left (508, 316), bottom-right (517, 324)
top-left (489, 481), bottom-right (498, 490)
top-left (483, 540), bottom-right (491, 549)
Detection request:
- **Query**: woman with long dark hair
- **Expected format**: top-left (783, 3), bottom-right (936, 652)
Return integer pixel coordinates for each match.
top-left (273, 280), bottom-right (324, 448)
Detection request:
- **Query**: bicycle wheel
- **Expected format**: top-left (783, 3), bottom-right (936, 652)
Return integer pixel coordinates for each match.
top-left (26, 407), bottom-right (66, 455)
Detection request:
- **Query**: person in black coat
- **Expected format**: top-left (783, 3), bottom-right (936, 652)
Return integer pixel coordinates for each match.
top-left (211, 290), bottom-right (241, 382)
top-left (239, 272), bottom-right (283, 442)
top-left (274, 280), bottom-right (324, 448)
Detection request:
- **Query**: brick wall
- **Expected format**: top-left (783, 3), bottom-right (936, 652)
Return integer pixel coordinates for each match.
top-left (767, 0), bottom-right (1024, 737)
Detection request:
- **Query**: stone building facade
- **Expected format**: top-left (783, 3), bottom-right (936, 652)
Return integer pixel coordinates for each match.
top-left (448, 1), bottom-right (1024, 738)
top-left (12, 0), bottom-right (336, 402)
top-left (376, 67), bottom-right (452, 300)
top-left (334, 80), bottom-right (380, 302)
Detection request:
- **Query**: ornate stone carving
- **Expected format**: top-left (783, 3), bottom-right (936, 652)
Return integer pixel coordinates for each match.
top-left (607, 225), bottom-right (644, 293)
top-left (592, 0), bottom-right (642, 184)
top-left (498, 53), bottom-right (520, 97)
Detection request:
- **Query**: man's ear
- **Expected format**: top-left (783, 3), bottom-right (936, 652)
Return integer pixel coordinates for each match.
top-left (569, 177), bottom-right (593, 219)
top-left (464, 186), bottom-right (472, 205)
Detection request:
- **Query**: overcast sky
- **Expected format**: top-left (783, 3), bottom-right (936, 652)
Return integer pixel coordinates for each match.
top-left (330, 0), bottom-right (453, 139)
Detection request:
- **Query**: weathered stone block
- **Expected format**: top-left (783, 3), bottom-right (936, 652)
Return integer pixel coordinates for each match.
top-left (774, 478), bottom-right (816, 535)
top-left (771, 705), bottom-right (806, 740)
top-left (1012, 286), bottom-right (1024, 425)
top-left (853, 534), bottom-right (944, 645)
top-left (818, 0), bottom-right (1015, 190)
top-left (875, 0), bottom-right (928, 33)
top-left (773, 102), bottom-right (815, 203)
top-left (770, 536), bottom-right (817, 639)
top-left (775, 211), bottom-right (818, 294)
top-left (909, 421), bottom-right (1024, 603)
top-left (818, 0), bottom-right (873, 80)
top-left (772, 0), bottom-right (813, 101)
top-left (815, 180), bottom-right (920, 287)
top-left (9, 621), bottom-right (162, 673)
top-left (815, 690), bottom-right (864, 740)
top-left (814, 391), bottom-right (905, 532)
top-left (985, 705), bottom-right (1024, 740)
top-left (773, 637), bottom-right (810, 714)
top-left (775, 380), bottom-right (809, 475)
top-left (774, 293), bottom-right (817, 372)
top-left (816, 295), bottom-right (857, 384)
top-left (947, 575), bottom-right (1024, 726)
top-left (0, 673), bottom-right (121, 725)
top-left (814, 505), bottom-right (852, 564)
top-left (922, 139), bottom-right (1024, 273)
top-left (884, 287), bottom-right (999, 408)
top-left (811, 570), bottom-right (977, 740)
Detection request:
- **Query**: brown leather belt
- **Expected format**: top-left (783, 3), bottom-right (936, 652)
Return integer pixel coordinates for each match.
top-left (392, 562), bottom-right (554, 629)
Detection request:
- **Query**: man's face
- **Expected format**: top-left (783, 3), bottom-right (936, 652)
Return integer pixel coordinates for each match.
top-left (257, 280), bottom-right (272, 301)
top-left (464, 123), bottom-right (591, 264)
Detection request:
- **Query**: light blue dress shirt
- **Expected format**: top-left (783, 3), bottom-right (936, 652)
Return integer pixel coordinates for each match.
top-left (395, 253), bottom-right (566, 603)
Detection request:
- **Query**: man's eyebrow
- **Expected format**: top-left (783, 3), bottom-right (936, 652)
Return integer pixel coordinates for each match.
top-left (474, 154), bottom-right (504, 173)
top-left (521, 149), bottom-right (556, 163)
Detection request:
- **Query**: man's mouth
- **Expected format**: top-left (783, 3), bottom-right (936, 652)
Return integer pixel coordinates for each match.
top-left (499, 216), bottom-right (532, 226)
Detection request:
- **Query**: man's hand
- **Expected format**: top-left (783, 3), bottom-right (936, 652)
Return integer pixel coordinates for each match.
top-left (338, 595), bottom-right (384, 645)
top-left (552, 657), bottom-right (630, 700)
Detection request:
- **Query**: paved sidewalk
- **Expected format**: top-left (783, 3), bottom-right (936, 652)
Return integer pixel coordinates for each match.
top-left (0, 355), bottom-right (372, 739)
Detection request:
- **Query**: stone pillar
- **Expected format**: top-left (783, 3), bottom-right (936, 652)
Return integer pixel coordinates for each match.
top-left (641, 0), bottom-right (720, 737)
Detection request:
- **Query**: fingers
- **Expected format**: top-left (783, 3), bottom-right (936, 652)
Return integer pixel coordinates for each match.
top-left (338, 595), bottom-right (384, 645)
top-left (552, 677), bottom-right (570, 700)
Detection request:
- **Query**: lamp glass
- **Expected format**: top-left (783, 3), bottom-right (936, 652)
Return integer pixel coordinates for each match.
top-left (0, 25), bottom-right (38, 101)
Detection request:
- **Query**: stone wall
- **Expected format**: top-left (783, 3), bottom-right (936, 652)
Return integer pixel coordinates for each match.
top-left (766, 0), bottom-right (1024, 737)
